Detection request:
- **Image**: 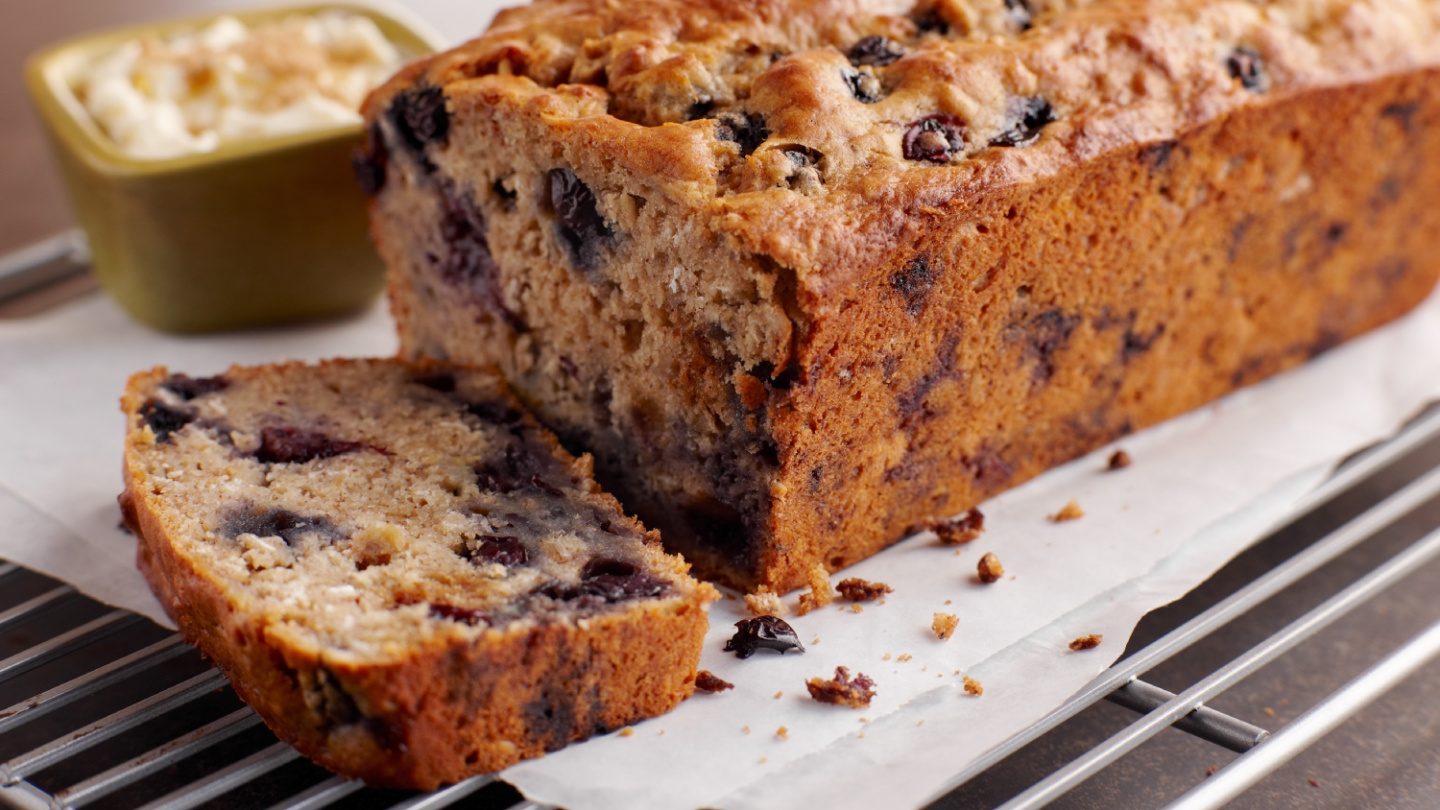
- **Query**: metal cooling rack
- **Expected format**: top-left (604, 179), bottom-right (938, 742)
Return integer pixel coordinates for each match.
top-left (3, 235), bottom-right (1439, 809)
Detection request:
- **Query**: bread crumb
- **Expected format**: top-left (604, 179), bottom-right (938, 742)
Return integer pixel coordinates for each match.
top-left (1107, 449), bottom-right (1132, 470)
top-left (977, 552), bottom-right (1005, 584)
top-left (796, 564), bottom-right (835, 615)
top-left (618, 727), bottom-right (634, 737)
top-left (1308, 777), bottom-right (1320, 788)
top-left (806, 666), bottom-right (876, 708)
top-left (897, 653), bottom-right (912, 663)
top-left (931, 508), bottom-right (985, 544)
top-left (773, 690), bottom-right (784, 699)
top-left (1205, 766), bottom-right (1218, 777)
top-left (758, 756), bottom-right (768, 764)
top-left (744, 588), bottom-right (786, 617)
top-left (916, 719), bottom-right (925, 727)
top-left (694, 670), bottom-right (734, 693)
top-left (837, 577), bottom-right (893, 601)
top-left (850, 603), bottom-right (864, 613)
top-left (1049, 500), bottom-right (1085, 523)
top-left (882, 652), bottom-right (893, 661)
top-left (944, 598), bottom-right (953, 605)
top-left (963, 676), bottom-right (984, 696)
top-left (932, 612), bottom-right (959, 640)
top-left (1264, 707), bottom-right (1276, 717)
top-left (742, 725), bottom-right (751, 735)
top-left (811, 636), bottom-right (822, 645)
top-left (775, 726), bottom-right (789, 741)
top-left (1069, 633), bottom-right (1103, 651)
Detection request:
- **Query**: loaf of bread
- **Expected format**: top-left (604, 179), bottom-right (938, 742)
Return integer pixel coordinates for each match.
top-left (119, 360), bottom-right (715, 789)
top-left (360, 0), bottom-right (1440, 592)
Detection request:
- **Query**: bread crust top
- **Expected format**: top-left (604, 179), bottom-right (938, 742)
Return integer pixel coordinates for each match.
top-left (366, 0), bottom-right (1440, 298)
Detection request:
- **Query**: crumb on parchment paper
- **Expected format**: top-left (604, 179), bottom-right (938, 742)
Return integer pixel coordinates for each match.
top-left (837, 577), bottom-right (892, 601)
top-left (1069, 633), bottom-right (1103, 651)
top-left (806, 666), bottom-right (876, 709)
top-left (745, 588), bottom-right (786, 616)
top-left (933, 612), bottom-right (959, 640)
top-left (932, 508), bottom-right (985, 544)
top-left (694, 671), bottom-right (733, 693)
top-left (1049, 500), bottom-right (1085, 522)
top-left (978, 552), bottom-right (1005, 584)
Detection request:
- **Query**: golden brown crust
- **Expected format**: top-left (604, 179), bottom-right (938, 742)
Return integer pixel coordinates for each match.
top-left (370, 0), bottom-right (1440, 294)
top-left (759, 69), bottom-right (1440, 590)
top-left (365, 0), bottom-right (1440, 592)
top-left (120, 361), bottom-right (715, 789)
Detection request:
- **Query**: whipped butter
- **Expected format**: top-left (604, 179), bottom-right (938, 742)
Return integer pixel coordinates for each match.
top-left (74, 12), bottom-right (402, 159)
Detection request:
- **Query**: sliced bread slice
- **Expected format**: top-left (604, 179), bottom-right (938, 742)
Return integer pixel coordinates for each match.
top-left (119, 359), bottom-right (715, 789)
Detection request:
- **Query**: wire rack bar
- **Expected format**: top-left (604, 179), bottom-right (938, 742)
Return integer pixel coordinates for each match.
top-left (0, 778), bottom-right (52, 810)
top-left (0, 612), bottom-right (139, 684)
top-left (54, 707), bottom-right (262, 807)
top-left (933, 459), bottom-right (1440, 799)
top-left (1169, 618), bottom-right (1440, 809)
top-left (1104, 678), bottom-right (1268, 753)
top-left (0, 229), bottom-right (88, 304)
top-left (385, 777), bottom-right (494, 810)
top-left (999, 524), bottom-right (1440, 809)
top-left (264, 775), bottom-right (365, 810)
top-left (0, 636), bottom-right (188, 735)
top-left (135, 742), bottom-right (300, 810)
top-left (0, 670), bottom-right (226, 783)
top-left (0, 587), bottom-right (75, 632)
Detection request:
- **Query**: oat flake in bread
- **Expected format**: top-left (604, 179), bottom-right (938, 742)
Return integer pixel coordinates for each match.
top-left (361, 0), bottom-right (1440, 592)
top-left (119, 360), bottom-right (716, 789)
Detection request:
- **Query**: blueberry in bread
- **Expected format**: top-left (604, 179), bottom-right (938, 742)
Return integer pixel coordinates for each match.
top-left (362, 0), bottom-right (1440, 591)
top-left (119, 360), bottom-right (716, 789)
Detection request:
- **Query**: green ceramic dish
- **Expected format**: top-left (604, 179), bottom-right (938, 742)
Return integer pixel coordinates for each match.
top-left (25, 4), bottom-right (442, 333)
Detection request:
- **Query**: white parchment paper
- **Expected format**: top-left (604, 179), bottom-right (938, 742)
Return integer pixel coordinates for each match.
top-left (1, 285), bottom-right (1437, 810)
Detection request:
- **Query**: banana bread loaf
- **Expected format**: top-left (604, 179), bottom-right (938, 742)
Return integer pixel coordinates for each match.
top-left (360, 0), bottom-right (1440, 591)
top-left (119, 360), bottom-right (715, 788)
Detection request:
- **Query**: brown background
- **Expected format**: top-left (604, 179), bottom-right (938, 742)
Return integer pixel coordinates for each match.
top-left (0, 2), bottom-right (212, 251)
top-left (0, 0), bottom-right (484, 253)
